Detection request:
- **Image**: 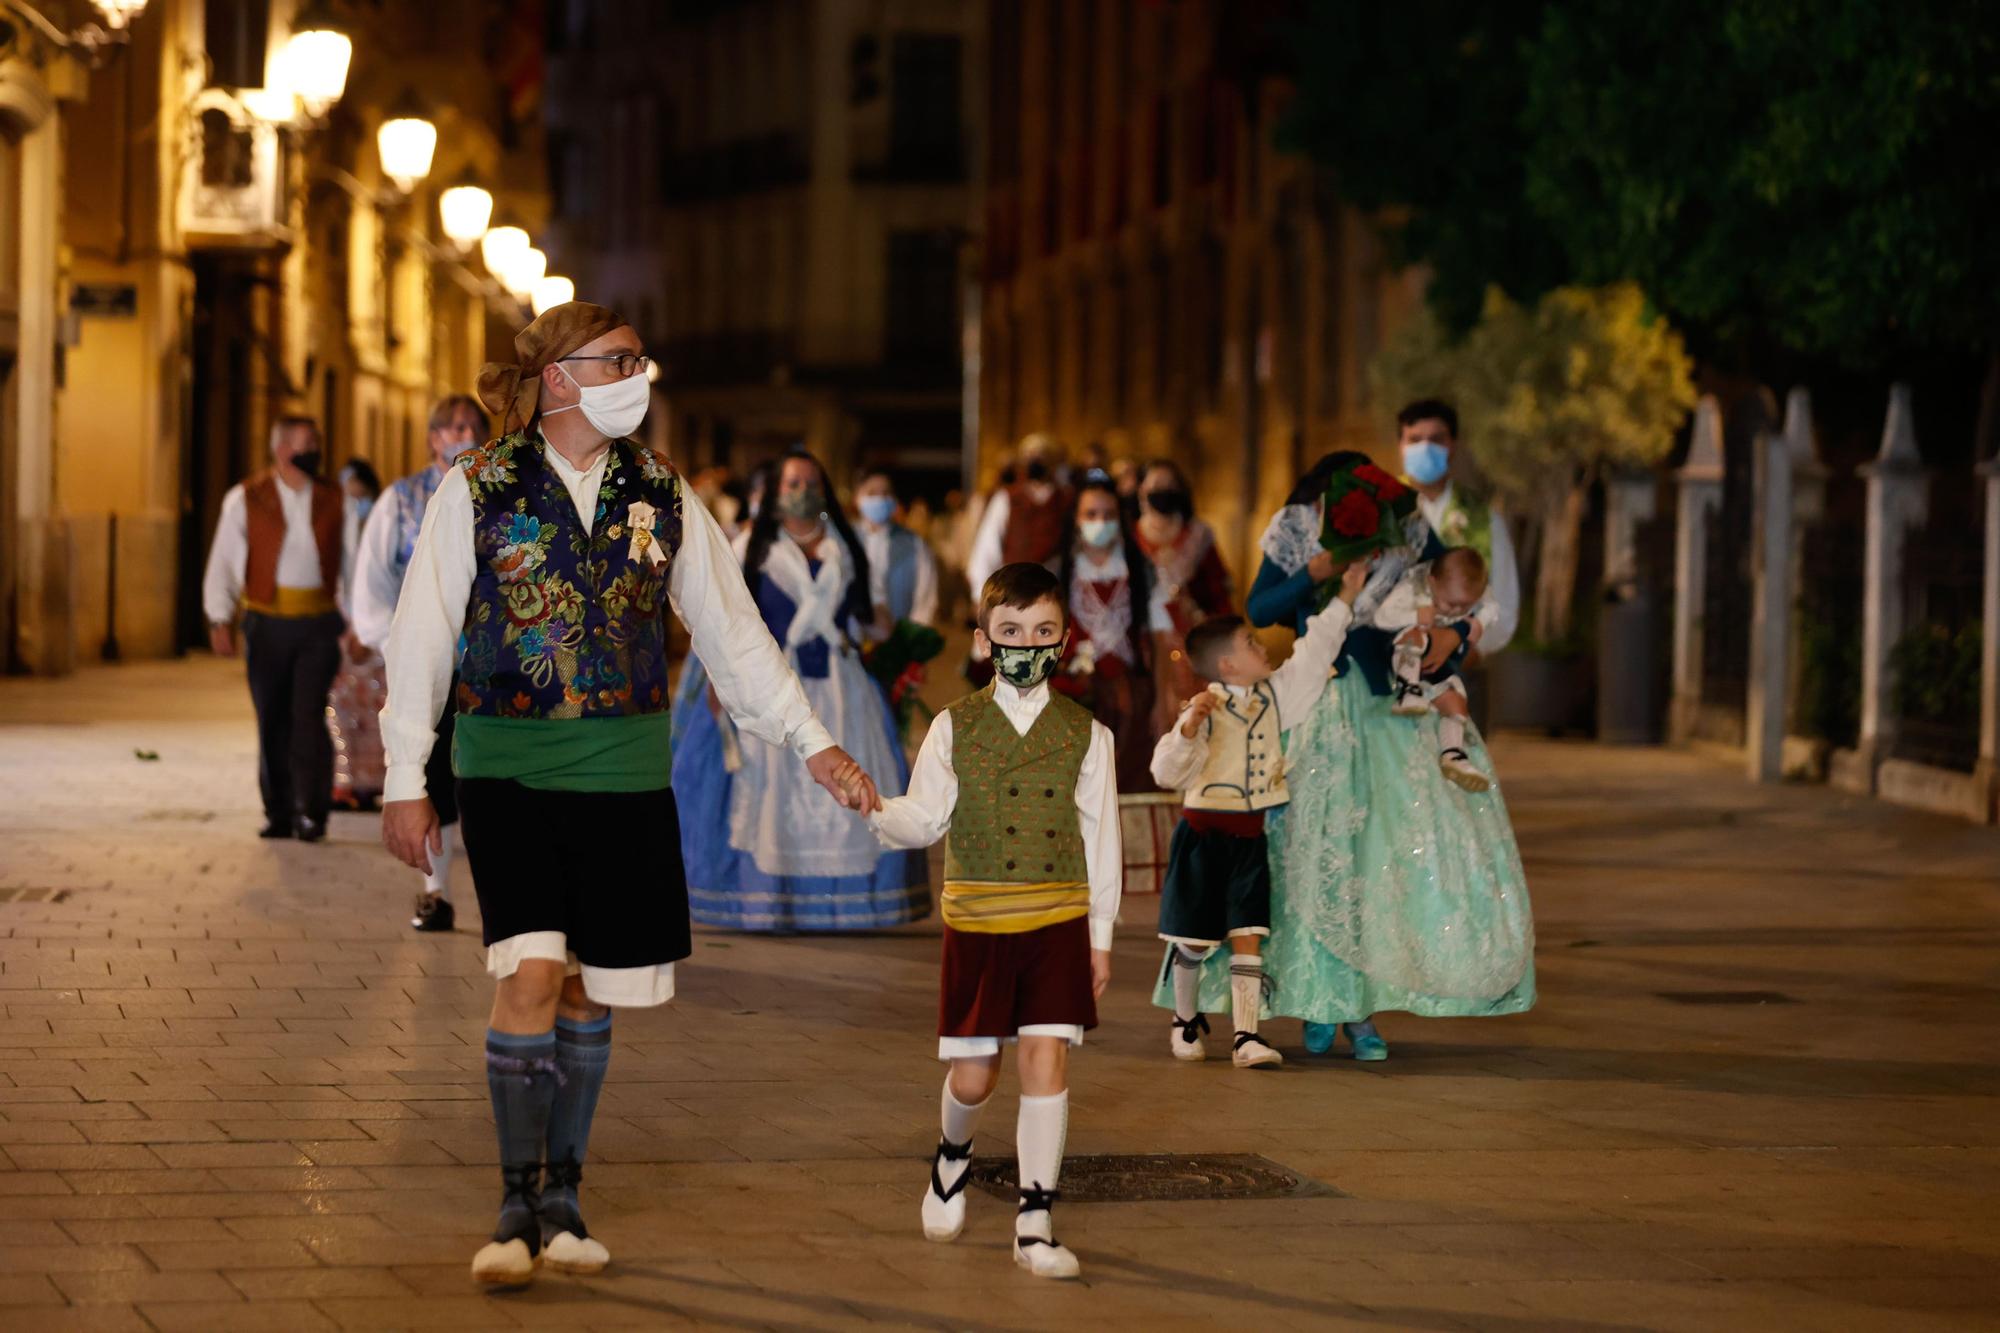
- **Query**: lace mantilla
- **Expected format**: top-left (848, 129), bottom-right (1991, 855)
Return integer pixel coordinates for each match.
top-left (1259, 504), bottom-right (1321, 577)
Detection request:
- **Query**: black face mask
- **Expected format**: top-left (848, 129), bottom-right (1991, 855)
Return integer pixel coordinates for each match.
top-left (291, 450), bottom-right (323, 478)
top-left (1145, 488), bottom-right (1189, 519)
top-left (1024, 461), bottom-right (1049, 482)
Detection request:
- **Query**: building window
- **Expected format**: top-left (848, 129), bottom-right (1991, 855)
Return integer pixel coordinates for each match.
top-left (889, 34), bottom-right (963, 179)
top-left (198, 110), bottom-right (254, 189)
top-left (886, 230), bottom-right (959, 366)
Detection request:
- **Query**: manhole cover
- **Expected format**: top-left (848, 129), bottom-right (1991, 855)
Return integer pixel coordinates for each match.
top-left (1656, 990), bottom-right (1797, 1005)
top-left (0, 888), bottom-right (71, 903)
top-left (967, 1153), bottom-right (1338, 1203)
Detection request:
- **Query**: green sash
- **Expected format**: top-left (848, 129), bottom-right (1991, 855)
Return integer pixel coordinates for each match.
top-left (452, 712), bottom-right (673, 792)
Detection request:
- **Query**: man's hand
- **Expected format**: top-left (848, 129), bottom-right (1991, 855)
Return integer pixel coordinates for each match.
top-left (806, 746), bottom-right (882, 813)
top-left (340, 629), bottom-right (370, 664)
top-left (382, 797), bottom-right (441, 872)
top-left (208, 623), bottom-right (236, 658)
top-left (1336, 561), bottom-right (1369, 605)
top-left (1179, 690), bottom-right (1222, 738)
top-left (1090, 948), bottom-right (1112, 1000)
top-left (1306, 549), bottom-right (1339, 583)
top-left (1422, 625), bottom-right (1463, 673)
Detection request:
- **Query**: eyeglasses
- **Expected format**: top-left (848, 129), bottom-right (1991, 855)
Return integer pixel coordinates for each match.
top-left (559, 353), bottom-right (651, 380)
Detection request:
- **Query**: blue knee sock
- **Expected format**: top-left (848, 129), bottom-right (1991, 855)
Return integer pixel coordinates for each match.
top-left (548, 1012), bottom-right (612, 1181)
top-left (485, 1028), bottom-right (558, 1247)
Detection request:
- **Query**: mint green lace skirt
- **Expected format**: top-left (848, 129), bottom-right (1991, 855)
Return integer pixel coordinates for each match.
top-left (1152, 676), bottom-right (1535, 1024)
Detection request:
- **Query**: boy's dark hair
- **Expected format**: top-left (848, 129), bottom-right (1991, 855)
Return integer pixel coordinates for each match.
top-left (979, 561), bottom-right (1066, 632)
top-left (1435, 545), bottom-right (1488, 588)
top-left (1396, 398), bottom-right (1459, 438)
top-left (1185, 614), bottom-right (1247, 681)
top-left (855, 464), bottom-right (895, 490)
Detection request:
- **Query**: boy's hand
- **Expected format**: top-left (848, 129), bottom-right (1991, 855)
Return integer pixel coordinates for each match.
top-left (1336, 560), bottom-right (1369, 604)
top-left (1179, 691), bottom-right (1222, 737)
top-left (806, 747), bottom-right (882, 812)
top-left (1090, 948), bottom-right (1112, 1000)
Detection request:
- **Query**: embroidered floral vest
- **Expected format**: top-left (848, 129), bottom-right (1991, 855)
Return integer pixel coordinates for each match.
top-left (456, 433), bottom-right (684, 719)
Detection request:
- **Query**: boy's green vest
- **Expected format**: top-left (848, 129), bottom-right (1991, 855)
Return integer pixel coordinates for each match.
top-left (942, 684), bottom-right (1091, 934)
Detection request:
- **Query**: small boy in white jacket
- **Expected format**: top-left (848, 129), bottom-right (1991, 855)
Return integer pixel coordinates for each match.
top-left (1149, 561), bottom-right (1366, 1066)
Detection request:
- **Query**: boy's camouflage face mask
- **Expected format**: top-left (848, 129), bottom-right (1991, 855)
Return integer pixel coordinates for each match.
top-left (991, 640), bottom-right (1062, 689)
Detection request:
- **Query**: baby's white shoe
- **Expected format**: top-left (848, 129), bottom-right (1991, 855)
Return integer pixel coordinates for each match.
top-left (1439, 747), bottom-right (1490, 792)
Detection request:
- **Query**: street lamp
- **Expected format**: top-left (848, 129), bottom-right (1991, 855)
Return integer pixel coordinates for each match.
top-left (480, 224), bottom-right (529, 279)
top-left (278, 0), bottom-right (352, 120)
top-left (501, 246), bottom-right (547, 300)
top-left (531, 275), bottom-right (574, 317)
top-left (439, 176), bottom-right (494, 252)
top-left (240, 86), bottom-right (298, 124)
top-left (375, 93), bottom-right (437, 194)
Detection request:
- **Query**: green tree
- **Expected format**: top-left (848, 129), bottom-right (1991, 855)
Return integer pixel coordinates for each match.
top-left (1286, 0), bottom-right (2000, 372)
top-left (1373, 285), bottom-right (1697, 644)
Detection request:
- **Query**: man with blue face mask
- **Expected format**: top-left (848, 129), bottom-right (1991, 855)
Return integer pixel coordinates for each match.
top-left (352, 393), bottom-right (491, 933)
top-left (853, 466), bottom-right (940, 633)
top-left (1396, 399), bottom-right (1519, 657)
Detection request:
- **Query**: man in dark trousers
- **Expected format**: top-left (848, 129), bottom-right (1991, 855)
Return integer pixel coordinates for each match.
top-left (201, 415), bottom-right (348, 841)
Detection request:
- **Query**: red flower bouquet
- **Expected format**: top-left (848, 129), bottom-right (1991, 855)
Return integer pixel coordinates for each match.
top-left (1319, 458), bottom-right (1417, 563)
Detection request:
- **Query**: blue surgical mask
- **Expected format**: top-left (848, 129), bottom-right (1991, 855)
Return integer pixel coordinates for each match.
top-left (858, 495), bottom-right (896, 525)
top-left (1400, 441), bottom-right (1451, 486)
top-left (1079, 518), bottom-right (1120, 549)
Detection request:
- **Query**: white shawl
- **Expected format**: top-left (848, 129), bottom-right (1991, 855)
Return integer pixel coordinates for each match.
top-left (762, 528), bottom-right (851, 655)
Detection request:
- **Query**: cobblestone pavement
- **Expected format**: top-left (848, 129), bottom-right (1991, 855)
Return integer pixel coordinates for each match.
top-left (2, 657), bottom-right (1997, 1331)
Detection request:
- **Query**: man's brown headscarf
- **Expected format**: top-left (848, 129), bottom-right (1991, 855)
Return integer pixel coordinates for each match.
top-left (476, 301), bottom-right (628, 436)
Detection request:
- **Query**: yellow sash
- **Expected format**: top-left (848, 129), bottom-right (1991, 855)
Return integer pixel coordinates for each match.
top-left (940, 880), bottom-right (1089, 934)
top-left (243, 586), bottom-right (338, 618)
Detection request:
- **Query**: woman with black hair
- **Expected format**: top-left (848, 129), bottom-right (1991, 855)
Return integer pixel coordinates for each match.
top-left (1053, 472), bottom-right (1157, 793)
top-left (1133, 458), bottom-right (1234, 738)
top-left (1159, 448), bottom-right (1535, 1060)
top-left (672, 449), bottom-right (929, 931)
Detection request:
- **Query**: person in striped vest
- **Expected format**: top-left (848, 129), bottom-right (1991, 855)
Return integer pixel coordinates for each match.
top-left (867, 562), bottom-right (1121, 1281)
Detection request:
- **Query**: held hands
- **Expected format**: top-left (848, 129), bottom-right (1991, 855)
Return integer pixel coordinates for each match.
top-left (340, 629), bottom-right (370, 665)
top-left (1179, 690), bottom-right (1223, 737)
top-left (382, 797), bottom-right (442, 873)
top-left (806, 745), bottom-right (883, 813)
top-left (1422, 625), bottom-right (1463, 673)
top-left (1091, 948), bottom-right (1112, 1000)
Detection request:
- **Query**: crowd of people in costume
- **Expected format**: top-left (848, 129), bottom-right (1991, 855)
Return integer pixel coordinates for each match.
top-left (198, 296), bottom-right (1534, 1288)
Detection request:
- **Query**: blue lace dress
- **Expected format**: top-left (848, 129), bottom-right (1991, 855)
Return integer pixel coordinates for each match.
top-left (1152, 538), bottom-right (1535, 1023)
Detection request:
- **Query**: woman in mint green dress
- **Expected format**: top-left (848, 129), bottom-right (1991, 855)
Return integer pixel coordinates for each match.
top-left (1152, 454), bottom-right (1534, 1057)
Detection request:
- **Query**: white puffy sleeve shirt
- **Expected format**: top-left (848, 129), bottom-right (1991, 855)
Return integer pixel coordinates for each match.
top-left (379, 452), bottom-right (834, 802)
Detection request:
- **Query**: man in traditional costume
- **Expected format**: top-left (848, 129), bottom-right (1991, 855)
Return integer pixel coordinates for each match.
top-left (378, 302), bottom-right (879, 1286)
top-left (352, 394), bottom-right (489, 931)
top-left (202, 416), bottom-right (347, 842)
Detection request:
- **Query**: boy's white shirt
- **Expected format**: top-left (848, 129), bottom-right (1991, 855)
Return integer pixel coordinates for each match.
top-left (868, 678), bottom-right (1121, 951)
top-left (1150, 598), bottom-right (1355, 793)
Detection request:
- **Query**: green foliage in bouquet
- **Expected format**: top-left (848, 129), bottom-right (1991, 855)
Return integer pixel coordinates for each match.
top-left (863, 619), bottom-right (946, 734)
top-left (1320, 463), bottom-right (1418, 563)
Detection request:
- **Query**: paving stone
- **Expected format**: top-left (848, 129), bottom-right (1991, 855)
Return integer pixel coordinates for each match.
top-left (4, 656), bottom-right (1999, 1328)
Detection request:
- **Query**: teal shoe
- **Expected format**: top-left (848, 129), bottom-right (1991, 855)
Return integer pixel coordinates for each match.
top-left (1343, 1022), bottom-right (1389, 1062)
top-left (1302, 1021), bottom-right (1338, 1055)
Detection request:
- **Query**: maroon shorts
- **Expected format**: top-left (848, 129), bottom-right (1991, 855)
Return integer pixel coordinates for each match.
top-left (939, 916), bottom-right (1097, 1039)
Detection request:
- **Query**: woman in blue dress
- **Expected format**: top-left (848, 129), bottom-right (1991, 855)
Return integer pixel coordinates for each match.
top-left (673, 450), bottom-right (929, 930)
top-left (1152, 452), bottom-right (1534, 1057)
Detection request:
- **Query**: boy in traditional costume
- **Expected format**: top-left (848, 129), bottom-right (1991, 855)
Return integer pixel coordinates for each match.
top-left (867, 562), bottom-right (1120, 1280)
top-left (378, 302), bottom-right (879, 1287)
top-left (1150, 562), bottom-right (1367, 1067)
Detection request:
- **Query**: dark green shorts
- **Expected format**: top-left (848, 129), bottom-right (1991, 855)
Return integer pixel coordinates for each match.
top-left (1156, 816), bottom-right (1271, 946)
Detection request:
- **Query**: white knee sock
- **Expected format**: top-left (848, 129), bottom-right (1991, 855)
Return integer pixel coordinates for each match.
top-left (1015, 1091), bottom-right (1068, 1240)
top-left (1171, 944), bottom-right (1209, 1020)
top-left (1229, 955), bottom-right (1265, 1035)
top-left (422, 823), bottom-right (455, 898)
top-left (1439, 715), bottom-right (1466, 755)
top-left (935, 1079), bottom-right (985, 1196)
top-left (1393, 639), bottom-right (1424, 687)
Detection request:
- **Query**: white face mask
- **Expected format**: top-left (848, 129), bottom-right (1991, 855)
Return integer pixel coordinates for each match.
top-left (548, 363), bottom-right (650, 439)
